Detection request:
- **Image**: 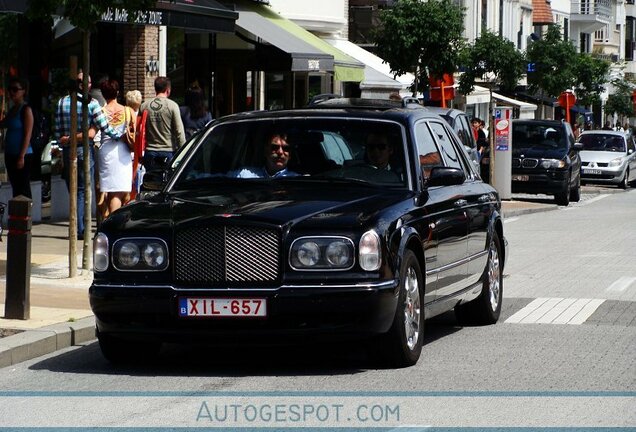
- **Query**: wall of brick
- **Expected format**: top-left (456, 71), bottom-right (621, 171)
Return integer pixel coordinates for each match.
top-left (123, 25), bottom-right (160, 100)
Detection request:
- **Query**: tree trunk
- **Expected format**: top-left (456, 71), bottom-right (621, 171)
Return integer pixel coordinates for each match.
top-left (81, 30), bottom-right (92, 270)
top-left (68, 57), bottom-right (78, 278)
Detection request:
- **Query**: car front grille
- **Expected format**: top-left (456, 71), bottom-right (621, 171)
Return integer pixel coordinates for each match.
top-left (175, 226), bottom-right (281, 284)
top-left (582, 162), bottom-right (608, 167)
top-left (521, 158), bottom-right (539, 168)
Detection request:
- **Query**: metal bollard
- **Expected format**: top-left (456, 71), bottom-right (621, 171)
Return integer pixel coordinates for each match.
top-left (4, 196), bottom-right (32, 320)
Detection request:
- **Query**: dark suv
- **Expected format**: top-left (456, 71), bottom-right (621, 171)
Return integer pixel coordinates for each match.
top-left (511, 119), bottom-right (582, 206)
top-left (91, 98), bottom-right (506, 367)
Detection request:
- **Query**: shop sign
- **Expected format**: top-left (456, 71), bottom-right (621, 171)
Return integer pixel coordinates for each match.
top-left (101, 8), bottom-right (164, 26)
top-left (308, 60), bottom-right (321, 71)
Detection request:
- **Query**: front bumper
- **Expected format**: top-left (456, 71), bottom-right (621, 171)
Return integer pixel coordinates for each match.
top-left (580, 166), bottom-right (626, 184)
top-left (90, 281), bottom-right (399, 343)
top-left (511, 169), bottom-right (568, 194)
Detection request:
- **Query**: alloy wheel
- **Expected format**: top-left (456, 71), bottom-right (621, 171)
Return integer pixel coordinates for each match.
top-left (403, 266), bottom-right (421, 350)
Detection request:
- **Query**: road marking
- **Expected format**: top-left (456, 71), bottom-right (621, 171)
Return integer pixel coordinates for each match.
top-left (506, 298), bottom-right (605, 325)
top-left (606, 276), bottom-right (636, 292)
top-left (579, 194), bottom-right (610, 206)
top-left (504, 217), bottom-right (519, 224)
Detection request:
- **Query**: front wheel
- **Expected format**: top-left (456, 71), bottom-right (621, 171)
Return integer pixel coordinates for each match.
top-left (555, 174), bottom-right (571, 206)
top-left (570, 173), bottom-right (581, 202)
top-left (380, 250), bottom-right (424, 368)
top-left (621, 169), bottom-right (629, 189)
top-left (455, 231), bottom-right (503, 325)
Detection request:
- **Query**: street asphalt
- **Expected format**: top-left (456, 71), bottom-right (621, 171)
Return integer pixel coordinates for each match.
top-left (0, 185), bottom-right (625, 367)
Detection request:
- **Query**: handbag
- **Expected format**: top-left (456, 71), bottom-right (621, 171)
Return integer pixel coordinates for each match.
top-left (123, 107), bottom-right (136, 151)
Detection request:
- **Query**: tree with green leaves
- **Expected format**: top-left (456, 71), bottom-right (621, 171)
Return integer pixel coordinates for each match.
top-left (604, 77), bottom-right (634, 123)
top-left (458, 29), bottom-right (526, 95)
top-left (373, 0), bottom-right (465, 95)
top-left (573, 54), bottom-right (610, 107)
top-left (26, 0), bottom-right (156, 274)
top-left (526, 24), bottom-right (578, 98)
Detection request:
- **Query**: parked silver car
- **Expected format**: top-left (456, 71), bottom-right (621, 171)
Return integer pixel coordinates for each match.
top-left (578, 131), bottom-right (636, 189)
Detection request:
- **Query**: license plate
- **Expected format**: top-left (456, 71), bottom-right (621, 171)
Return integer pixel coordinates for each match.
top-left (178, 298), bottom-right (267, 317)
top-left (583, 169), bottom-right (602, 175)
top-left (512, 174), bottom-right (529, 181)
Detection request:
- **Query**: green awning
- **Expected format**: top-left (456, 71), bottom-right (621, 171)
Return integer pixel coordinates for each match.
top-left (236, 0), bottom-right (365, 82)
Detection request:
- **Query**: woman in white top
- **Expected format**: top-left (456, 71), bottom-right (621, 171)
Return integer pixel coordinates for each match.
top-left (97, 79), bottom-right (133, 220)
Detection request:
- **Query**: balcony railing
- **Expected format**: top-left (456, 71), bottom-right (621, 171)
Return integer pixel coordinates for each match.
top-left (571, 0), bottom-right (612, 20)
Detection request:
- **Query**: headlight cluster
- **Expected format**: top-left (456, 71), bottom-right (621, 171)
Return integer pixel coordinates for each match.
top-left (290, 237), bottom-right (354, 270)
top-left (608, 157), bottom-right (623, 167)
top-left (540, 158), bottom-right (566, 169)
top-left (93, 234), bottom-right (169, 272)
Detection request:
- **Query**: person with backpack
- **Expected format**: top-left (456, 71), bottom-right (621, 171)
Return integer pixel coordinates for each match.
top-left (0, 77), bottom-right (34, 198)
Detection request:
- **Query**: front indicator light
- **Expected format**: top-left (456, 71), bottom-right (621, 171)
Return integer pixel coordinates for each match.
top-left (359, 230), bottom-right (381, 271)
top-left (93, 233), bottom-right (109, 272)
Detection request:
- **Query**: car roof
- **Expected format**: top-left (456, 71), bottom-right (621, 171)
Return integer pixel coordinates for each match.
top-left (579, 130), bottom-right (626, 137)
top-left (514, 119), bottom-right (564, 127)
top-left (213, 98), bottom-right (445, 124)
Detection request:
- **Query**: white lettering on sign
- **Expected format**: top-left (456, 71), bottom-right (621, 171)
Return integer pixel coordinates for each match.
top-left (308, 60), bottom-right (320, 71)
top-left (100, 8), bottom-right (163, 26)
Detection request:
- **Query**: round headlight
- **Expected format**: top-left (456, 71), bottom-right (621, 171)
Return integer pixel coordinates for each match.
top-left (297, 241), bottom-right (320, 267)
top-left (118, 242), bottom-right (140, 268)
top-left (326, 241), bottom-right (351, 266)
top-left (143, 242), bottom-right (166, 268)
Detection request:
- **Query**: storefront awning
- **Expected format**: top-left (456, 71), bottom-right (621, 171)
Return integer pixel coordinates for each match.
top-left (323, 38), bottom-right (413, 90)
top-left (154, 0), bottom-right (237, 33)
top-left (466, 85), bottom-right (491, 105)
top-left (0, 1), bottom-right (237, 33)
top-left (234, 1), bottom-right (364, 81)
top-left (493, 92), bottom-right (537, 119)
top-left (0, 0), bottom-right (26, 13)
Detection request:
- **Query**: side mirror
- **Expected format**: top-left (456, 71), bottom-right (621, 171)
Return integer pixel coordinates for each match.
top-left (426, 166), bottom-right (465, 187)
top-left (141, 169), bottom-right (168, 192)
top-left (573, 142), bottom-right (584, 151)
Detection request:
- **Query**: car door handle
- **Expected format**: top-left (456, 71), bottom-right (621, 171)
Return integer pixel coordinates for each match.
top-left (454, 199), bottom-right (468, 207)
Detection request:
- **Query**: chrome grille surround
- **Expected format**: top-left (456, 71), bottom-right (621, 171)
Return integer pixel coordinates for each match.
top-left (512, 158), bottom-right (521, 168)
top-left (175, 226), bottom-right (280, 284)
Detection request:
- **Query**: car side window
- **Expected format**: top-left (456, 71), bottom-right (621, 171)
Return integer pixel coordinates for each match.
top-left (414, 121), bottom-right (443, 178)
top-left (429, 121), bottom-right (463, 171)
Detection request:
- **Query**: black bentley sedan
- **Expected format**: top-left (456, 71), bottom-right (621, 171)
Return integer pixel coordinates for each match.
top-left (90, 99), bottom-right (507, 367)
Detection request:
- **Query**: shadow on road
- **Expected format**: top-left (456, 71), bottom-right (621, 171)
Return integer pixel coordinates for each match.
top-left (29, 321), bottom-right (464, 377)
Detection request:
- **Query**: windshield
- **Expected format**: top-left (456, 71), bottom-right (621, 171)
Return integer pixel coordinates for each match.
top-left (513, 123), bottom-right (567, 150)
top-left (171, 118), bottom-right (408, 190)
top-left (578, 134), bottom-right (626, 152)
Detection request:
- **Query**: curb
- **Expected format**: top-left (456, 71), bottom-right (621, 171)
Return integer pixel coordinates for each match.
top-left (0, 316), bottom-right (95, 368)
top-left (503, 204), bottom-right (558, 218)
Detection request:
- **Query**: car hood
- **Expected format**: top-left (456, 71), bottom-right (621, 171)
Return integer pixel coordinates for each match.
top-left (512, 146), bottom-right (567, 159)
top-left (580, 150), bottom-right (627, 163)
top-left (104, 182), bottom-right (414, 232)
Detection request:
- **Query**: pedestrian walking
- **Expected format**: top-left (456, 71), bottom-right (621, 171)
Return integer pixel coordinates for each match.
top-left (0, 77), bottom-right (34, 198)
top-left (96, 79), bottom-right (133, 221)
top-left (179, 83), bottom-right (212, 140)
top-left (54, 72), bottom-right (122, 239)
top-left (139, 76), bottom-right (185, 170)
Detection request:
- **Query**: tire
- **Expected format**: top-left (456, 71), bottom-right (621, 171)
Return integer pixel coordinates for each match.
top-left (455, 231), bottom-right (503, 325)
top-left (97, 329), bottom-right (161, 365)
top-left (555, 174), bottom-right (571, 206)
top-left (621, 169), bottom-right (629, 189)
top-left (381, 250), bottom-right (424, 368)
top-left (570, 173), bottom-right (581, 202)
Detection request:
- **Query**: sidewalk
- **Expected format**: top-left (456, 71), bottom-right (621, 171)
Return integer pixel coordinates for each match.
top-left (0, 191), bottom-right (594, 367)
